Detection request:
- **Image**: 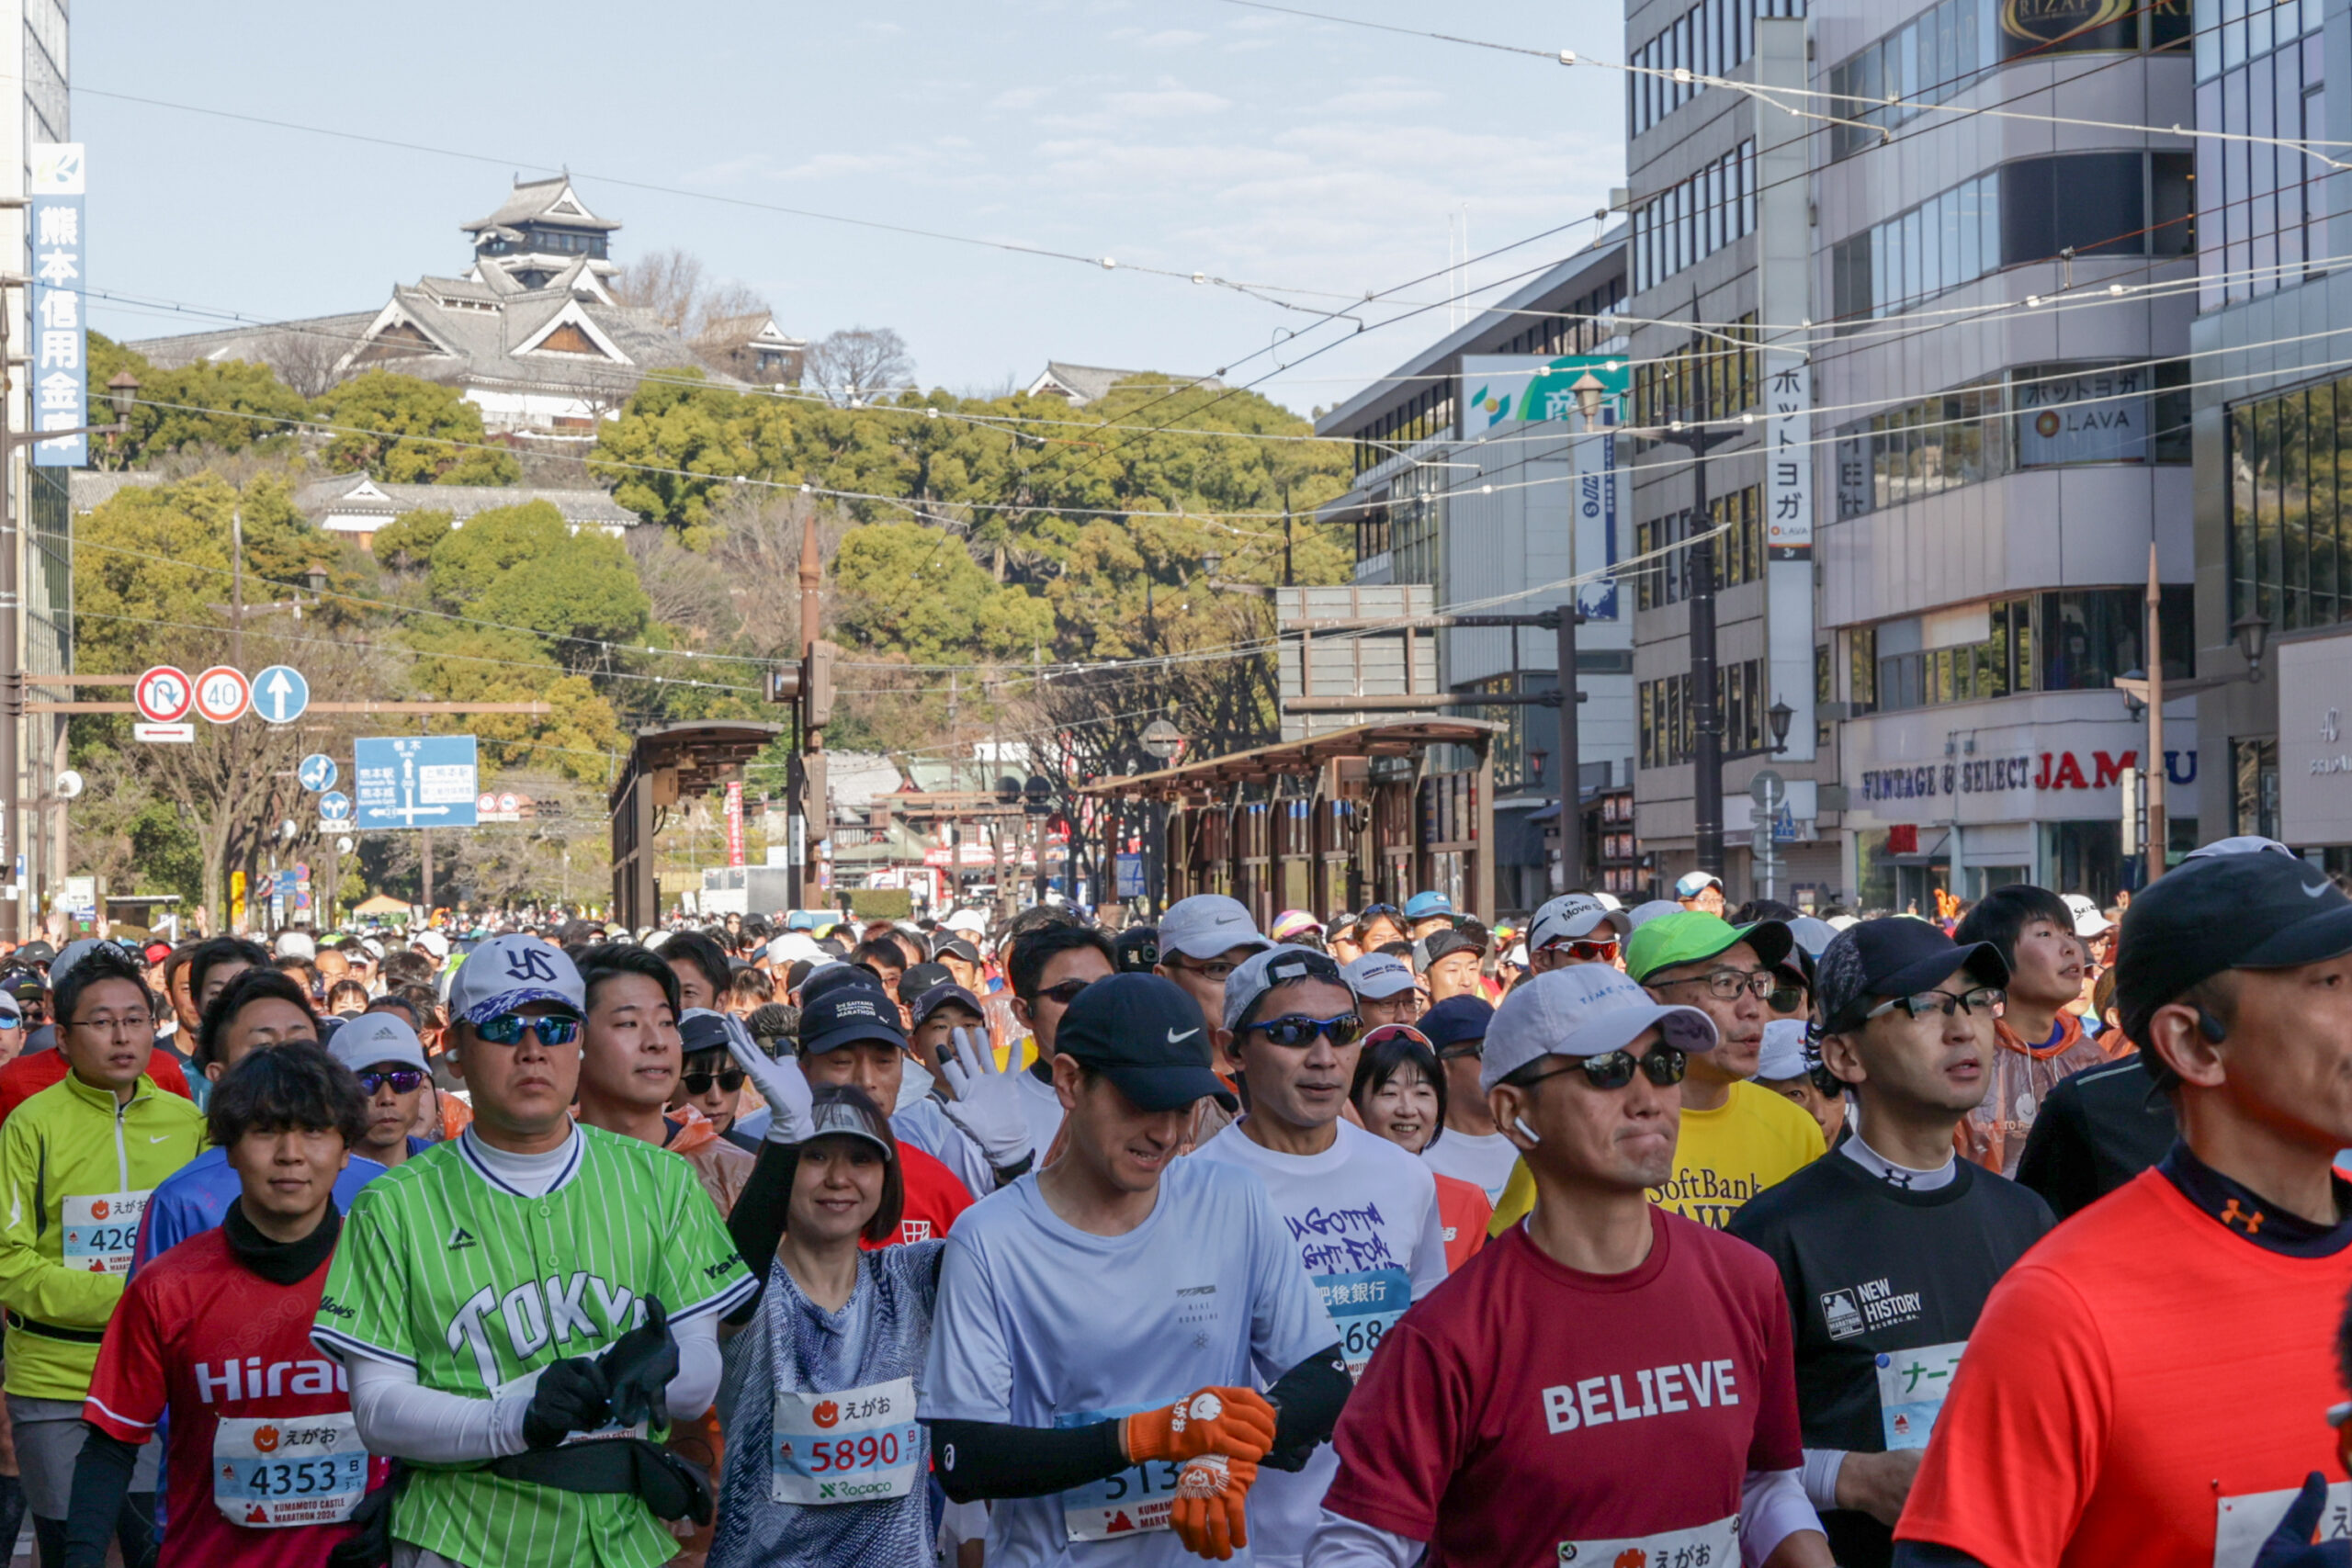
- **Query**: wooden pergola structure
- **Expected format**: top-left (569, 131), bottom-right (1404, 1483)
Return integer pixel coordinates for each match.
top-left (1078, 718), bottom-right (1500, 926)
top-left (609, 721), bottom-right (782, 929)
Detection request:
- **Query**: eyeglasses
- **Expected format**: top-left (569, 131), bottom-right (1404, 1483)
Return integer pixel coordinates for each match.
top-left (1434, 1042), bottom-right (1483, 1062)
top-left (1250, 1013), bottom-right (1363, 1048)
top-left (1166, 956), bottom-right (1242, 982)
top-left (1358, 904), bottom-right (1402, 921)
top-left (1867, 987), bottom-right (2006, 1022)
top-left (1523, 1045), bottom-right (1690, 1091)
top-left (69, 1012), bottom-right (152, 1036)
top-left (1360, 1023), bottom-right (1432, 1051)
top-left (682, 1069), bottom-right (746, 1096)
top-left (1654, 968), bottom-right (1775, 1001)
top-left (1767, 987), bottom-right (1809, 1014)
top-left (1035, 977), bottom-right (1094, 1006)
top-left (1541, 937), bottom-right (1620, 963)
top-left (356, 1069), bottom-right (426, 1095)
top-left (472, 1012), bottom-right (582, 1047)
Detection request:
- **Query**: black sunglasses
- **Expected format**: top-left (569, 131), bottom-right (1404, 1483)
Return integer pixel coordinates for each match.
top-left (1523, 1045), bottom-right (1689, 1091)
top-left (1035, 977), bottom-right (1093, 1006)
top-left (682, 1069), bottom-right (747, 1096)
top-left (1250, 1013), bottom-right (1363, 1048)
top-left (356, 1069), bottom-right (426, 1095)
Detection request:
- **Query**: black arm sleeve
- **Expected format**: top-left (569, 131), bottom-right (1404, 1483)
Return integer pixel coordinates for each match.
top-left (2014, 1078), bottom-right (2095, 1220)
top-left (926, 1416), bottom-right (1127, 1505)
top-left (1891, 1547), bottom-right (1994, 1568)
top-left (62, 1425), bottom-right (139, 1568)
top-left (1262, 1342), bottom-right (1351, 1473)
top-left (723, 1138), bottom-right (797, 1325)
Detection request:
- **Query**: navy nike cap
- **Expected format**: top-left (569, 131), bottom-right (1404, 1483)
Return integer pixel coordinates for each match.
top-left (2118, 845), bottom-right (2352, 1047)
top-left (1053, 974), bottom-right (1238, 1114)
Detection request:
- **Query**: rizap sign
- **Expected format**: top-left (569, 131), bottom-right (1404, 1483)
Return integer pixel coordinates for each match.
top-left (2279, 636), bottom-right (2352, 844)
top-left (1459, 355), bottom-right (1630, 438)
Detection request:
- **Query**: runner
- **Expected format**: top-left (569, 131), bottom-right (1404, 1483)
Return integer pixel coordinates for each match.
top-left (1947, 886), bottom-right (2109, 1175)
top-left (1524, 893), bottom-right (1632, 976)
top-left (673, 1010), bottom-right (759, 1153)
top-left (1347, 1024), bottom-right (1491, 1269)
top-left (1676, 871), bottom-right (1729, 916)
top-left (67, 1043), bottom-right (388, 1568)
top-left (1414, 930), bottom-right (1485, 1007)
top-left (1895, 847), bottom-right (2352, 1568)
top-left (1489, 909), bottom-right (1823, 1233)
top-left (2012, 1053), bottom-right (2179, 1217)
top-left (1194, 947), bottom-right (1447, 1568)
top-left (1413, 998), bottom-right (1516, 1205)
top-left (329, 1012), bottom-right (435, 1170)
top-left (0, 941), bottom-right (195, 1118)
top-left (791, 977), bottom-right (978, 1246)
top-left (1006, 923), bottom-right (1117, 1157)
top-left (1306, 964), bottom-right (1827, 1568)
top-left (1154, 897), bottom-right (1272, 1058)
top-left (1340, 955), bottom-right (1419, 1029)
top-left (922, 973), bottom-right (1350, 1564)
top-left (664, 931), bottom-right (735, 1014)
top-left (707, 1086), bottom-right (944, 1567)
top-left (1755, 1019), bottom-right (1849, 1148)
top-left (0, 943), bottom-right (205, 1564)
top-left (893, 977), bottom-right (1037, 1198)
top-left (1726, 919), bottom-right (2053, 1568)
top-left (310, 933), bottom-right (756, 1568)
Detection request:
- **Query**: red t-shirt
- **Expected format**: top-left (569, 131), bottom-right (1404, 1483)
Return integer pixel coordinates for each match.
top-left (1431, 1173), bottom-right (1491, 1273)
top-left (1897, 1167), bottom-right (2352, 1568)
top-left (1322, 1208), bottom-right (1803, 1565)
top-left (0, 1048), bottom-right (192, 1120)
top-left (84, 1227), bottom-right (388, 1568)
top-left (863, 1142), bottom-right (973, 1250)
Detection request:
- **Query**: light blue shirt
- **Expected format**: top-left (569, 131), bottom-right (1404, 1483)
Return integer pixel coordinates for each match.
top-left (130, 1145), bottom-right (387, 1274)
top-left (921, 1156), bottom-right (1337, 1566)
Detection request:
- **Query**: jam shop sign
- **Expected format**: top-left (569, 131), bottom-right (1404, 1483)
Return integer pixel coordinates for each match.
top-left (1860, 749), bottom-right (2197, 804)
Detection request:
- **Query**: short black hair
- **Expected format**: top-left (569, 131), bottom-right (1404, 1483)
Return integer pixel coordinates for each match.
top-left (187, 936), bottom-right (271, 1009)
top-left (377, 950), bottom-right (437, 991)
top-left (852, 937), bottom-right (910, 972)
top-left (730, 966), bottom-right (775, 1006)
top-left (574, 942), bottom-right (682, 1016)
top-left (206, 1042), bottom-right (368, 1149)
top-left (663, 931), bottom-right (733, 1002)
top-left (747, 1003), bottom-right (797, 1054)
top-left (1733, 899), bottom-right (1803, 926)
top-left (326, 978), bottom-right (371, 1010)
top-left (1951, 884), bottom-right (2075, 971)
top-left (1009, 925), bottom-right (1115, 1002)
top-left (198, 967), bottom-right (319, 1068)
top-left (54, 947), bottom-right (152, 1032)
top-left (1349, 1026), bottom-right (1451, 1147)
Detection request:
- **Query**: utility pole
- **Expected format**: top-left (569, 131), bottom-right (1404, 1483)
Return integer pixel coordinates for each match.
top-left (1650, 418), bottom-right (1735, 880)
top-left (2143, 541), bottom-right (2166, 886)
top-left (418, 715), bottom-right (434, 917)
top-left (795, 515), bottom-right (827, 911)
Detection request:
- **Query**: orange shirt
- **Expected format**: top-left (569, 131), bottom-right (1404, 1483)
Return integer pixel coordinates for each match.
top-left (1896, 1164), bottom-right (2352, 1568)
top-left (1431, 1173), bottom-right (1490, 1272)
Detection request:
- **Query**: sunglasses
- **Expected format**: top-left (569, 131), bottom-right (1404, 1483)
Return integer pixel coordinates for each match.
top-left (472, 1013), bottom-right (582, 1047)
top-left (682, 1069), bottom-right (747, 1096)
top-left (1867, 987), bottom-right (2005, 1022)
top-left (1768, 987), bottom-right (1809, 1014)
top-left (1358, 904), bottom-right (1402, 920)
top-left (356, 1069), bottom-right (426, 1095)
top-left (0, 1016), bottom-right (20, 1032)
top-left (1360, 1023), bottom-right (1432, 1051)
top-left (1526, 1045), bottom-right (1690, 1091)
top-left (1250, 1012), bottom-right (1363, 1048)
top-left (1542, 937), bottom-right (1620, 963)
top-left (1035, 977), bottom-right (1094, 1006)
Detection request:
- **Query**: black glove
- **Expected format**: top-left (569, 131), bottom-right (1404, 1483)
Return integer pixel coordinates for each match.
top-left (324, 1465), bottom-right (401, 1568)
top-left (2256, 1472), bottom-right (2352, 1568)
top-left (598, 1295), bottom-right (680, 1429)
top-left (521, 1358), bottom-right (612, 1450)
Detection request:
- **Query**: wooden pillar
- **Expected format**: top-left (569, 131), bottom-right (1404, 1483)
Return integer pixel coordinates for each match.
top-left (1474, 736), bottom-right (1496, 923)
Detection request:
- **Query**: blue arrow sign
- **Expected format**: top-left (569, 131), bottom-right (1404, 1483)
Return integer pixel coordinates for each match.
top-left (318, 790), bottom-right (353, 822)
top-left (353, 736), bottom-right (479, 830)
top-left (298, 753), bottom-right (337, 793)
top-left (254, 665), bottom-right (311, 726)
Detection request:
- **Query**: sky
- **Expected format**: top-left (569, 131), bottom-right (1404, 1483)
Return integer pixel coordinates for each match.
top-left (75, 0), bottom-right (1628, 419)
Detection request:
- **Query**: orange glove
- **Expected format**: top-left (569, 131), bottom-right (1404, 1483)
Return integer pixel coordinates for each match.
top-left (1125, 1387), bottom-right (1276, 1465)
top-left (1168, 1452), bottom-right (1256, 1561)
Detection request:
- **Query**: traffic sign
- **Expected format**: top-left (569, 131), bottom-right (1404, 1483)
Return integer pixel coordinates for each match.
top-left (254, 666), bottom-right (311, 726)
top-left (318, 790), bottom-right (353, 822)
top-left (133, 666), bottom-right (193, 725)
top-left (298, 754), bottom-right (338, 793)
top-left (354, 735), bottom-right (479, 829)
top-left (134, 722), bottom-right (194, 744)
top-left (1141, 718), bottom-right (1184, 761)
top-left (1749, 769), bottom-right (1785, 809)
top-left (498, 792), bottom-right (519, 814)
top-left (193, 666), bottom-right (251, 725)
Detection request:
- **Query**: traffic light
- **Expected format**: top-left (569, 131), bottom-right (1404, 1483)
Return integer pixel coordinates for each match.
top-left (766, 665), bottom-right (801, 705)
top-left (790, 751), bottom-right (829, 821)
top-left (804, 639), bottom-right (838, 729)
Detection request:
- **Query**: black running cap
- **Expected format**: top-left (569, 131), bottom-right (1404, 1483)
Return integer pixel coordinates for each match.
top-left (1052, 973), bottom-right (1238, 1113)
top-left (2118, 848), bottom-right (2352, 1046)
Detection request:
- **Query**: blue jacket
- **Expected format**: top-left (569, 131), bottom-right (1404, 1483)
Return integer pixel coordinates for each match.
top-left (129, 1145), bottom-right (386, 1275)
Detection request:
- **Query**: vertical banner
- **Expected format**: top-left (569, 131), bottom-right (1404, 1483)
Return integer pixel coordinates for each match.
top-left (1571, 418), bottom-right (1621, 621)
top-left (1764, 349), bottom-right (1818, 763)
top-left (28, 143), bottom-right (85, 468)
top-left (725, 780), bottom-right (746, 868)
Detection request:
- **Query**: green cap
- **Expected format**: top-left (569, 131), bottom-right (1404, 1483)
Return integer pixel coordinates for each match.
top-left (1624, 911), bottom-right (1793, 983)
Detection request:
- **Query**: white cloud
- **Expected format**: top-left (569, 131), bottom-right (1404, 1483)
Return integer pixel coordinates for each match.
top-left (989, 85), bottom-right (1050, 110)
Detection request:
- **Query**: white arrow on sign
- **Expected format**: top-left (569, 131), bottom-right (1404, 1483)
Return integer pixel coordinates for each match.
top-left (254, 665), bottom-right (310, 726)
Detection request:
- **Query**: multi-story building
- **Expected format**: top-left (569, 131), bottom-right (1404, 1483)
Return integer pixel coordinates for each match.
top-left (1623, 0), bottom-right (2199, 910)
top-left (2188, 0), bottom-right (2352, 867)
top-left (1313, 240), bottom-right (1632, 911)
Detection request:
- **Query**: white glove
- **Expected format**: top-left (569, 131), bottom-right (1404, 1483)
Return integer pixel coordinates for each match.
top-left (936, 1026), bottom-right (1035, 1176)
top-left (705, 1008), bottom-right (813, 1144)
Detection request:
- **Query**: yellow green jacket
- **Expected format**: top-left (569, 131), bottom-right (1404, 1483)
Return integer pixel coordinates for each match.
top-left (0, 1071), bottom-right (204, 1399)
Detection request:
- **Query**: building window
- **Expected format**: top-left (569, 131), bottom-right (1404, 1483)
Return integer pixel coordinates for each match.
top-left (1638, 659), bottom-right (1770, 768)
top-left (1388, 463), bottom-right (1444, 588)
top-left (2194, 0), bottom-right (2327, 307)
top-left (1856, 589), bottom-right (2190, 714)
top-left (2228, 373), bottom-right (2352, 631)
top-left (1631, 141), bottom-right (1758, 296)
top-left (1629, 0), bottom-right (1803, 141)
top-left (1461, 672), bottom-right (1560, 790)
top-left (1634, 486), bottom-right (1762, 610)
top-left (1634, 313), bottom-right (1759, 429)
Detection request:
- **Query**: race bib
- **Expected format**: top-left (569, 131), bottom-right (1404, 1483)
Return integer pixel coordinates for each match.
top-left (211, 1414), bottom-right (368, 1529)
top-left (62, 1190), bottom-right (151, 1276)
top-left (1317, 1266), bottom-right (1412, 1381)
top-left (2214, 1481), bottom-right (2352, 1568)
top-left (771, 1376), bottom-right (921, 1506)
top-left (1057, 1404), bottom-right (1182, 1542)
top-left (1555, 1513), bottom-right (1739, 1566)
top-left (1874, 1339), bottom-right (1966, 1450)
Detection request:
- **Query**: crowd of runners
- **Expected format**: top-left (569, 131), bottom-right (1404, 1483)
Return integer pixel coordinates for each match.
top-left (0, 844), bottom-right (2335, 1565)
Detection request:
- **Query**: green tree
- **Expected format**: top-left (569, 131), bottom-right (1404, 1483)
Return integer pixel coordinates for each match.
top-left (89, 334), bottom-right (310, 468)
top-left (421, 501), bottom-right (650, 668)
top-left (588, 370), bottom-right (796, 531)
top-left (371, 508), bottom-right (453, 573)
top-left (830, 521), bottom-right (1051, 667)
top-left (314, 371), bottom-right (519, 484)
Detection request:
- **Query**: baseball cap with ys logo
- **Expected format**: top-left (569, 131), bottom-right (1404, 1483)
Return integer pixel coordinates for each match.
top-left (1055, 974), bottom-right (1238, 1113)
top-left (445, 934), bottom-right (586, 1027)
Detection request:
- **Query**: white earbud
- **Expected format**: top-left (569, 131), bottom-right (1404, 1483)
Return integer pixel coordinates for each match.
top-left (1514, 1116), bottom-right (1542, 1145)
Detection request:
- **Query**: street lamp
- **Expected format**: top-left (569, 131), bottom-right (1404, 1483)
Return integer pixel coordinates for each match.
top-left (1769, 698), bottom-right (1794, 755)
top-left (2233, 610), bottom-right (2272, 682)
top-left (107, 370), bottom-right (140, 421)
top-left (1570, 371), bottom-right (1607, 424)
top-left (2119, 669), bottom-right (2147, 722)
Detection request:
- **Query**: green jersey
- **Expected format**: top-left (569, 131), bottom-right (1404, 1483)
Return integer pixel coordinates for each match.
top-left (312, 1123), bottom-right (753, 1568)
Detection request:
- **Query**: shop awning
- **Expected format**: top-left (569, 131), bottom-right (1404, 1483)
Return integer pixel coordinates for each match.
top-left (1077, 718), bottom-right (1499, 802)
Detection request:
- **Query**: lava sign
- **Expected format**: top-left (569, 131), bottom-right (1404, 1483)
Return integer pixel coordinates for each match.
top-left (353, 736), bottom-right (479, 829)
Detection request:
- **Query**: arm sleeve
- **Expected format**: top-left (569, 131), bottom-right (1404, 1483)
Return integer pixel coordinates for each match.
top-left (1407, 1170), bottom-right (1449, 1299)
top-left (1892, 1265), bottom-right (2112, 1564)
top-left (126, 1177), bottom-right (187, 1279)
top-left (311, 1189), bottom-right (417, 1368)
top-left (662, 1308), bottom-right (722, 1423)
top-left (1264, 1343), bottom-right (1352, 1473)
top-left (1798, 1448), bottom-right (1848, 1513)
top-left (1744, 1273), bottom-right (1804, 1474)
top-left (0, 1117), bottom-right (124, 1329)
top-left (1317, 1320), bottom-right (1463, 1543)
top-left (346, 1352), bottom-right (531, 1464)
top-left (926, 1416), bottom-right (1126, 1504)
top-left (723, 1139), bottom-right (792, 1325)
top-left (1739, 1467), bottom-right (1824, 1568)
top-left (81, 1274), bottom-right (166, 1442)
top-left (61, 1425), bottom-right (139, 1568)
top-left (2013, 1081), bottom-right (2096, 1220)
top-left (1305, 1510), bottom-right (1426, 1568)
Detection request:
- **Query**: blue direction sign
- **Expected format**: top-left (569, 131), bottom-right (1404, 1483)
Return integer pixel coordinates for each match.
top-left (318, 790), bottom-right (353, 822)
top-left (254, 665), bottom-right (311, 726)
top-left (353, 736), bottom-right (479, 829)
top-left (298, 753), bottom-right (337, 793)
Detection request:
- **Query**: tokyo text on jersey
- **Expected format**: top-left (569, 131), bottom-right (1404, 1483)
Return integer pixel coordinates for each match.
top-left (311, 1126), bottom-right (755, 1568)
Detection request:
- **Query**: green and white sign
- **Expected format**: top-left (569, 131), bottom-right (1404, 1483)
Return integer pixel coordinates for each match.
top-left (1459, 354), bottom-right (1631, 437)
